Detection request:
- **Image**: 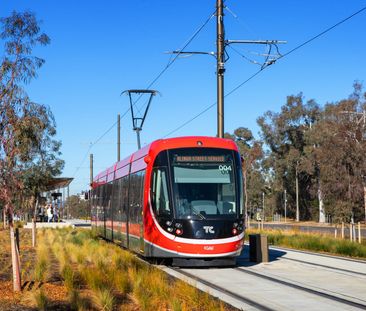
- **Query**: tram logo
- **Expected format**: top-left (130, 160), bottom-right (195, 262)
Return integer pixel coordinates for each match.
top-left (203, 226), bottom-right (215, 234)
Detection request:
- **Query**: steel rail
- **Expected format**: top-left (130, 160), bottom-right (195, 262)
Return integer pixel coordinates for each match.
top-left (274, 256), bottom-right (366, 278)
top-left (234, 267), bottom-right (366, 310)
top-left (171, 267), bottom-right (275, 311)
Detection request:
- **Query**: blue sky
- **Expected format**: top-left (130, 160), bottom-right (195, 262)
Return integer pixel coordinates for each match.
top-left (1, 1), bottom-right (366, 194)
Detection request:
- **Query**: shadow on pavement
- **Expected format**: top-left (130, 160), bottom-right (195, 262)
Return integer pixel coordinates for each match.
top-left (236, 245), bottom-right (287, 267)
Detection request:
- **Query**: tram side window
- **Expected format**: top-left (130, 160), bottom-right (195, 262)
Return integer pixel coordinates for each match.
top-left (151, 168), bottom-right (171, 217)
top-left (129, 171), bottom-right (145, 223)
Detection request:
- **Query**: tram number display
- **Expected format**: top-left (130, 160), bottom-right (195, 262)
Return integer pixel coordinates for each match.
top-left (219, 165), bottom-right (232, 174)
top-left (174, 155), bottom-right (226, 162)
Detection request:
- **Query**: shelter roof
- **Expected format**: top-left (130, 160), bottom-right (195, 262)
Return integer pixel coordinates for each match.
top-left (45, 177), bottom-right (73, 191)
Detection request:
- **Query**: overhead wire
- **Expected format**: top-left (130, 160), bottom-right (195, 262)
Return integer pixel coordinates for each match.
top-left (163, 5), bottom-right (366, 138)
top-left (72, 119), bottom-right (118, 178)
top-left (132, 10), bottom-right (216, 112)
top-left (72, 10), bottom-right (216, 180)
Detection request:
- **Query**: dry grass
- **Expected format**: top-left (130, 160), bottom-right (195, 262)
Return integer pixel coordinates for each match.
top-left (24, 288), bottom-right (49, 310)
top-left (0, 227), bottom-right (233, 310)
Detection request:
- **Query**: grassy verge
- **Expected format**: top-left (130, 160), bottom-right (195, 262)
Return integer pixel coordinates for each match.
top-left (0, 228), bottom-right (232, 310)
top-left (43, 228), bottom-right (229, 310)
top-left (247, 228), bottom-right (366, 259)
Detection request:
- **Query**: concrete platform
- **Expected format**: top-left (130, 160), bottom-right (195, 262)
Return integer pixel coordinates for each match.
top-left (24, 219), bottom-right (91, 229)
top-left (160, 246), bottom-right (366, 310)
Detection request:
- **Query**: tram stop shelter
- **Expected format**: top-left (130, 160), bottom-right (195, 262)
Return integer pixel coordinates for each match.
top-left (39, 177), bottom-right (73, 221)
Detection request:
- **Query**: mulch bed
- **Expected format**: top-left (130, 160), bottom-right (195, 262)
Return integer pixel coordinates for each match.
top-left (0, 228), bottom-right (69, 310)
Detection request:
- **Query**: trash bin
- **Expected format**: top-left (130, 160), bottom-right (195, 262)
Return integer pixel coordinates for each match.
top-left (249, 234), bottom-right (269, 263)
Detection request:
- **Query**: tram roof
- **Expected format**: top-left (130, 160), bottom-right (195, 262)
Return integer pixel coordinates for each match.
top-left (92, 136), bottom-right (238, 187)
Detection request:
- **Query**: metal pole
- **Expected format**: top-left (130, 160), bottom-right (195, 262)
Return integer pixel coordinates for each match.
top-left (296, 164), bottom-right (299, 222)
top-left (136, 129), bottom-right (141, 150)
top-left (364, 186), bottom-right (366, 225)
top-left (262, 192), bottom-right (265, 221)
top-left (284, 189), bottom-right (287, 223)
top-left (90, 154), bottom-right (93, 187)
top-left (216, 0), bottom-right (225, 138)
top-left (117, 114), bottom-right (121, 161)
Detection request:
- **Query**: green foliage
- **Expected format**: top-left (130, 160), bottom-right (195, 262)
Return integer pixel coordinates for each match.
top-left (61, 264), bottom-right (75, 291)
top-left (0, 10), bottom-right (63, 219)
top-left (255, 84), bottom-right (366, 222)
top-left (226, 127), bottom-right (264, 220)
top-left (65, 195), bottom-right (90, 219)
top-left (257, 94), bottom-right (320, 221)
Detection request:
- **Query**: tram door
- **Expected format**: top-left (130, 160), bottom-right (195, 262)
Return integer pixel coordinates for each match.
top-left (118, 176), bottom-right (128, 247)
top-left (128, 171), bottom-right (145, 253)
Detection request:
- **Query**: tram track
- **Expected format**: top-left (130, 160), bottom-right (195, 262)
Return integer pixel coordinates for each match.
top-left (273, 256), bottom-right (366, 277)
top-left (170, 267), bottom-right (275, 311)
top-left (269, 245), bottom-right (366, 264)
top-left (234, 267), bottom-right (366, 310)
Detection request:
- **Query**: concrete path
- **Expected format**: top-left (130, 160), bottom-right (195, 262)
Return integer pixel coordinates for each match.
top-left (160, 246), bottom-right (366, 310)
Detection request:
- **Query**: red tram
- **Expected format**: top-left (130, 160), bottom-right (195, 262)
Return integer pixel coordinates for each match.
top-left (91, 136), bottom-right (245, 266)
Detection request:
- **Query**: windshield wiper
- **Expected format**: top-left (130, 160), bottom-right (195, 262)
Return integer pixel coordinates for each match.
top-left (192, 207), bottom-right (206, 220)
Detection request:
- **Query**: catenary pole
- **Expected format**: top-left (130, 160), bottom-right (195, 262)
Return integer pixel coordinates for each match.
top-left (284, 189), bottom-right (287, 223)
top-left (90, 154), bottom-right (93, 187)
top-left (216, 0), bottom-right (225, 138)
top-left (117, 114), bottom-right (121, 161)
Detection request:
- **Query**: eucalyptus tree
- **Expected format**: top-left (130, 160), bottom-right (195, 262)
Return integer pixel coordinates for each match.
top-left (226, 127), bottom-right (263, 225)
top-left (0, 11), bottom-right (59, 291)
top-left (257, 94), bottom-right (321, 221)
top-left (307, 83), bottom-right (366, 222)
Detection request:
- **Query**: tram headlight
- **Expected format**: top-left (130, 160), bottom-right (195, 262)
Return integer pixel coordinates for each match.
top-left (175, 228), bottom-right (183, 236)
top-left (232, 228), bottom-right (238, 235)
top-left (175, 222), bottom-right (182, 228)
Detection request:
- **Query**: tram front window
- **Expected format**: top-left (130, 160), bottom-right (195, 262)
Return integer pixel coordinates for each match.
top-left (171, 154), bottom-right (237, 220)
top-left (151, 167), bottom-right (172, 218)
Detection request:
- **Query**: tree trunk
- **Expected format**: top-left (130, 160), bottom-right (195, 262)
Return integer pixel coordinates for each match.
top-left (32, 196), bottom-right (39, 248)
top-left (318, 187), bottom-right (325, 223)
top-left (364, 186), bottom-right (366, 225)
top-left (9, 217), bottom-right (21, 291)
top-left (3, 208), bottom-right (6, 229)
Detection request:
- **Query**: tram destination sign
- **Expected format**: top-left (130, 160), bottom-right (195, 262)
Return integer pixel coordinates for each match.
top-left (174, 155), bottom-right (226, 163)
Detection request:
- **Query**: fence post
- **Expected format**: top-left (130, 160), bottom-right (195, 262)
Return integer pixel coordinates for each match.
top-left (334, 226), bottom-right (337, 239)
top-left (350, 223), bottom-right (353, 241)
top-left (358, 222), bottom-right (362, 244)
top-left (341, 221), bottom-right (344, 240)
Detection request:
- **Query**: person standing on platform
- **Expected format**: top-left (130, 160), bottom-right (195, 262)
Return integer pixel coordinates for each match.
top-left (47, 204), bottom-right (53, 222)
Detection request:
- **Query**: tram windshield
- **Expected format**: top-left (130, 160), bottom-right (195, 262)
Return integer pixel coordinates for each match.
top-left (170, 149), bottom-right (239, 219)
